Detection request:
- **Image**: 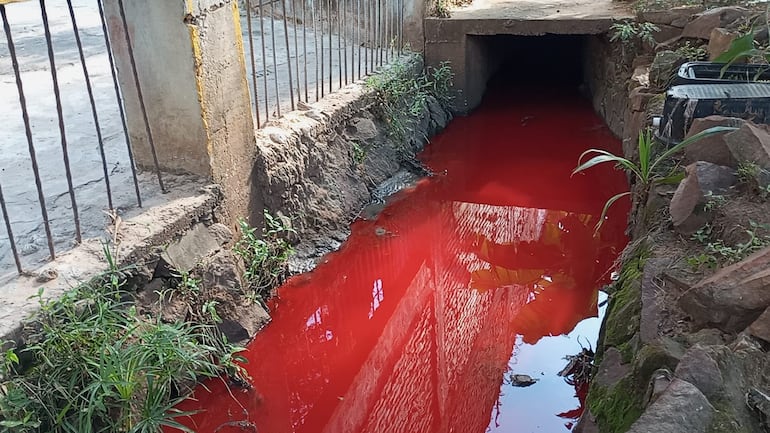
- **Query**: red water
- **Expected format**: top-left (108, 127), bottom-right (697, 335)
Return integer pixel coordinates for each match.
top-left (169, 85), bottom-right (629, 433)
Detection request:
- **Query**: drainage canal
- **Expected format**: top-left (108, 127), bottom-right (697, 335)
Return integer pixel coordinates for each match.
top-left (172, 68), bottom-right (630, 432)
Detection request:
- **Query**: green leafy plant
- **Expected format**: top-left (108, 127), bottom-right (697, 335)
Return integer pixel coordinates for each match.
top-left (366, 58), bottom-right (454, 141)
top-left (610, 20), bottom-right (660, 47)
top-left (736, 161), bottom-right (770, 199)
top-left (714, 5), bottom-right (770, 75)
top-left (686, 252), bottom-right (718, 271)
top-left (352, 142), bottom-right (366, 165)
top-left (433, 0), bottom-right (451, 17)
top-left (690, 221), bottom-right (770, 266)
top-left (703, 192), bottom-right (727, 212)
top-left (675, 41), bottom-right (708, 62)
top-left (573, 126), bottom-right (736, 232)
top-left (233, 210), bottom-right (295, 303)
top-left (0, 265), bottom-right (243, 433)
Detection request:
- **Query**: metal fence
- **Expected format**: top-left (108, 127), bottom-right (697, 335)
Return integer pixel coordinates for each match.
top-left (0, 0), bottom-right (163, 279)
top-left (0, 0), bottom-right (407, 279)
top-left (240, 0), bottom-right (405, 127)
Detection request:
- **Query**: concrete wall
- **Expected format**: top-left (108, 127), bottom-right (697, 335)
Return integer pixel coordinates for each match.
top-left (103, 0), bottom-right (209, 175)
top-left (104, 0), bottom-right (256, 224)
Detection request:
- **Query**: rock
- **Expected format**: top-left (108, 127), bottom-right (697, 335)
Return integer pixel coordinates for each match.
top-left (594, 347), bottom-right (631, 387)
top-left (269, 132), bottom-right (288, 144)
top-left (640, 259), bottom-right (667, 344)
top-left (634, 338), bottom-right (686, 384)
top-left (217, 319), bottom-right (251, 344)
top-left (640, 6), bottom-right (703, 27)
top-left (509, 374), bottom-right (538, 387)
top-left (631, 67), bottom-right (651, 89)
top-left (629, 86), bottom-right (656, 111)
top-left (427, 95), bottom-right (449, 131)
top-left (669, 161), bottom-right (736, 234)
top-left (574, 410), bottom-right (600, 433)
top-left (654, 25), bottom-right (684, 44)
top-left (684, 116), bottom-right (743, 166)
top-left (649, 50), bottom-right (686, 90)
top-left (344, 117), bottom-right (378, 141)
top-left (679, 246), bottom-right (770, 332)
top-left (646, 368), bottom-right (673, 405)
top-left (196, 250), bottom-right (270, 343)
top-left (746, 388), bottom-right (770, 430)
top-left (686, 328), bottom-right (728, 346)
top-left (746, 306), bottom-right (770, 344)
top-left (628, 379), bottom-right (714, 433)
top-left (160, 223), bottom-right (221, 272)
top-left (198, 250), bottom-right (244, 293)
top-left (729, 333), bottom-right (764, 353)
top-left (674, 346), bottom-right (723, 399)
top-left (708, 27), bottom-right (739, 60)
top-left (682, 7), bottom-right (752, 40)
top-left (725, 122), bottom-right (770, 170)
top-left (207, 223), bottom-right (234, 247)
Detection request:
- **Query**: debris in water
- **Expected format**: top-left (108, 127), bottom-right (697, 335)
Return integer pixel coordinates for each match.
top-left (214, 420), bottom-right (258, 432)
top-left (559, 347), bottom-right (595, 387)
top-left (508, 374), bottom-right (539, 388)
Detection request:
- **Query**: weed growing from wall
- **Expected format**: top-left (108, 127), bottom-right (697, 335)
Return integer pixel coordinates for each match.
top-left (234, 210), bottom-right (295, 304)
top-left (365, 58), bottom-right (454, 142)
top-left (688, 221), bottom-right (770, 269)
top-left (573, 127), bottom-right (736, 232)
top-left (609, 21), bottom-right (660, 47)
top-left (0, 248), bottom-right (245, 433)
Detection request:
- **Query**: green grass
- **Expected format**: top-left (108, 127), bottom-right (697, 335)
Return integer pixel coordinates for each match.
top-left (234, 210), bottom-right (295, 305)
top-left (0, 256), bottom-right (245, 433)
top-left (365, 58), bottom-right (454, 142)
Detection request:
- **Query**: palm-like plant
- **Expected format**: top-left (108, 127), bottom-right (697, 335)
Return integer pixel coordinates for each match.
top-left (573, 126), bottom-right (737, 232)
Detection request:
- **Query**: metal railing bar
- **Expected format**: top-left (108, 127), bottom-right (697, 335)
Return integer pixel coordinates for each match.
top-left (96, 0), bottom-right (141, 207)
top-left (280, 0), bottom-right (295, 113)
top-left (258, 0), bottom-right (271, 122)
top-left (315, 0), bottom-right (326, 97)
top-left (356, 0), bottom-right (360, 80)
top-left (290, 0), bottom-right (301, 106)
top-left (66, 0), bottom-right (114, 211)
top-left (269, 0), bottom-right (281, 117)
top-left (0, 181), bottom-right (22, 274)
top-left (116, 0), bottom-right (166, 193)
top-left (302, 0), bottom-right (308, 102)
top-left (361, 0), bottom-right (372, 75)
top-left (2, 4), bottom-right (56, 260)
top-left (245, 0), bottom-right (262, 128)
top-left (337, 0), bottom-right (341, 90)
top-left (397, 0), bottom-right (402, 55)
top-left (312, 0), bottom-right (319, 101)
top-left (384, 0), bottom-right (389, 63)
top-left (342, 0), bottom-right (347, 86)
top-left (327, 0), bottom-right (332, 94)
top-left (377, 0), bottom-right (383, 67)
top-left (41, 0), bottom-right (82, 245)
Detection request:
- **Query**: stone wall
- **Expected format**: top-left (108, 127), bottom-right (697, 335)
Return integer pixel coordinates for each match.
top-left (249, 54), bottom-right (453, 265)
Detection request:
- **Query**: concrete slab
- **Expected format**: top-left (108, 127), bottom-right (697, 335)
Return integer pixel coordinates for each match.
top-left (449, 0), bottom-right (634, 25)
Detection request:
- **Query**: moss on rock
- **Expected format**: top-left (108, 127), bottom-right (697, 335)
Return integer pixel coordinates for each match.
top-left (587, 375), bottom-right (645, 433)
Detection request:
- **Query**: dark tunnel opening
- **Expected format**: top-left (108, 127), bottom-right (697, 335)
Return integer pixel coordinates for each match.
top-left (488, 34), bottom-right (586, 87)
top-left (461, 34), bottom-right (598, 111)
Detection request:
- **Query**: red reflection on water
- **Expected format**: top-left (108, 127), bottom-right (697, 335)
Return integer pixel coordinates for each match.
top-left (167, 86), bottom-right (629, 433)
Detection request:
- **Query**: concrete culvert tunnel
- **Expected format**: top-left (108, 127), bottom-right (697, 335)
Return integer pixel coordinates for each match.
top-left (466, 34), bottom-right (588, 96)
